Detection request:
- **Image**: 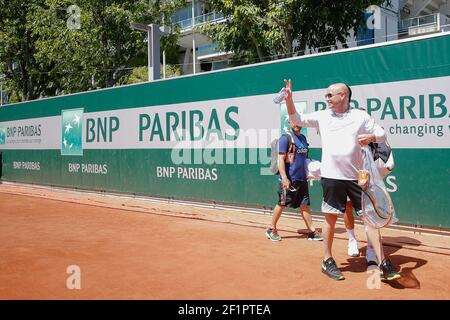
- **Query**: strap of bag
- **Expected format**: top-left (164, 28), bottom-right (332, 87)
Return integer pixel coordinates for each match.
top-left (285, 132), bottom-right (295, 153)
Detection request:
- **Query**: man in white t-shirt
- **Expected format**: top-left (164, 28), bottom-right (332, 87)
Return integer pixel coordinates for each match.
top-left (282, 79), bottom-right (400, 282)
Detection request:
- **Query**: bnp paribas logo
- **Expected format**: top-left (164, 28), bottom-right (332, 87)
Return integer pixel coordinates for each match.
top-left (61, 108), bottom-right (83, 156)
top-left (0, 127), bottom-right (5, 145)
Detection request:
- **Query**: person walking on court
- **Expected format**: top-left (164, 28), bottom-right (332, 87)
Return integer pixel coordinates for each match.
top-left (266, 120), bottom-right (323, 242)
top-left (282, 79), bottom-right (400, 281)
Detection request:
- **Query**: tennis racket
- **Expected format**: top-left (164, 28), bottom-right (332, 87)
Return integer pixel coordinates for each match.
top-left (363, 184), bottom-right (394, 221)
top-left (360, 146), bottom-right (395, 228)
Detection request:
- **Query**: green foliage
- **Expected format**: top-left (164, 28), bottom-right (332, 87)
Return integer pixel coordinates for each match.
top-left (0, 1), bottom-right (43, 101)
top-left (121, 66), bottom-right (148, 85)
top-left (203, 0), bottom-right (391, 64)
top-left (0, 0), bottom-right (185, 102)
top-left (0, 0), bottom-right (392, 101)
top-left (163, 64), bottom-right (182, 78)
top-left (121, 63), bottom-right (182, 85)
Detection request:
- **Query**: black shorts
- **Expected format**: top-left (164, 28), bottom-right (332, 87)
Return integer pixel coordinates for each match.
top-left (277, 180), bottom-right (310, 209)
top-left (321, 177), bottom-right (362, 215)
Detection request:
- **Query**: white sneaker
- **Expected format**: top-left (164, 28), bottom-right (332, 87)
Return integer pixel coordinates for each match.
top-left (366, 246), bottom-right (378, 266)
top-left (347, 238), bottom-right (359, 257)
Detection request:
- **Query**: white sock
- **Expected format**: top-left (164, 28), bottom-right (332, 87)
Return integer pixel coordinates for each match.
top-left (347, 229), bottom-right (356, 241)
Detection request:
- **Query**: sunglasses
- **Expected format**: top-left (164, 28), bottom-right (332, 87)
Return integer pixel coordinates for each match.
top-left (325, 92), bottom-right (343, 99)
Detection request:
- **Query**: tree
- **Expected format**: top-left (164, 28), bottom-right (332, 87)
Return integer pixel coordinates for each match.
top-left (202, 0), bottom-right (391, 64)
top-left (0, 0), bottom-right (186, 102)
top-left (0, 1), bottom-right (46, 102)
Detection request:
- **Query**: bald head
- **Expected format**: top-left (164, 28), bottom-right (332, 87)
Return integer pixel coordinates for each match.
top-left (329, 83), bottom-right (351, 101)
top-left (325, 82), bottom-right (352, 113)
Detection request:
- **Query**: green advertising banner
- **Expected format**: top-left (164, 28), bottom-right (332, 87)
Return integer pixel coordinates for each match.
top-left (1, 33), bottom-right (449, 228)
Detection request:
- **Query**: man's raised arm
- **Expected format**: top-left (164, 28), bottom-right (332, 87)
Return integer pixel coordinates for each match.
top-left (282, 79), bottom-right (318, 128)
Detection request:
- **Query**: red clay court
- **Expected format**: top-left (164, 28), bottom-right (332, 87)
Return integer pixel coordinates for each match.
top-left (0, 183), bottom-right (449, 300)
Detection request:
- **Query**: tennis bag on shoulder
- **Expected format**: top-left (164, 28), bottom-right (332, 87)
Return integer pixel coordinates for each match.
top-left (269, 132), bottom-right (295, 175)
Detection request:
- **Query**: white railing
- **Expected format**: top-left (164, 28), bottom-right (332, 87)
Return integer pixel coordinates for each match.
top-left (172, 11), bottom-right (225, 30)
top-left (398, 13), bottom-right (438, 32)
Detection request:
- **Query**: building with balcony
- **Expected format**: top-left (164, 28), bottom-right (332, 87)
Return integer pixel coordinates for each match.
top-left (170, 0), bottom-right (450, 75)
top-left (327, 0), bottom-right (449, 50)
top-left (399, 0), bottom-right (450, 37)
top-left (170, 0), bottom-right (229, 74)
